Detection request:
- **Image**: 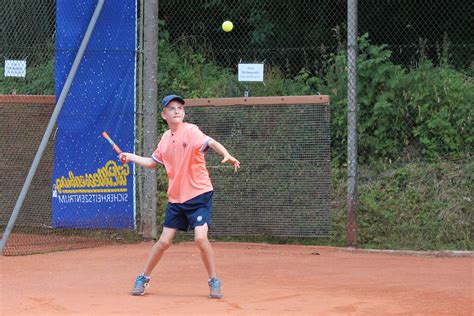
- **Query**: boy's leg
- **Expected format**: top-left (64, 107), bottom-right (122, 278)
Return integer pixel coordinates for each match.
top-left (194, 223), bottom-right (216, 278)
top-left (144, 227), bottom-right (177, 275)
top-left (132, 227), bottom-right (176, 296)
top-left (195, 224), bottom-right (223, 298)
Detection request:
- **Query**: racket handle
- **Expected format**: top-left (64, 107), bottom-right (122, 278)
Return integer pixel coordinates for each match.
top-left (102, 131), bottom-right (127, 163)
top-left (112, 144), bottom-right (122, 154)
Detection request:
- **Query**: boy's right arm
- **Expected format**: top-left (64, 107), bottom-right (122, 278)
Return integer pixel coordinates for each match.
top-left (119, 153), bottom-right (157, 169)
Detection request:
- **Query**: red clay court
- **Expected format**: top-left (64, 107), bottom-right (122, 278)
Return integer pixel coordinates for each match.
top-left (1, 242), bottom-right (472, 315)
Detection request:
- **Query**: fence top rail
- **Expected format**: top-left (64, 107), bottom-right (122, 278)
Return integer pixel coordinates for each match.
top-left (184, 95), bottom-right (330, 107)
top-left (0, 95), bottom-right (56, 105)
top-left (0, 95), bottom-right (331, 107)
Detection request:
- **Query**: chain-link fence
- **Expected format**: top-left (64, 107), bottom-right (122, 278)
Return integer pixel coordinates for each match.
top-left (159, 0), bottom-right (472, 74)
top-left (1, 1), bottom-right (142, 255)
top-left (184, 97), bottom-right (331, 238)
top-left (4, 1), bottom-right (471, 94)
top-left (1, 0), bottom-right (56, 95)
top-left (157, 0), bottom-right (472, 156)
top-left (149, 0), bottom-right (472, 251)
top-left (1, 0), bottom-right (472, 254)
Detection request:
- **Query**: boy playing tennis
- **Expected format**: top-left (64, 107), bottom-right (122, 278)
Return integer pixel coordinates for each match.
top-left (120, 94), bottom-right (240, 298)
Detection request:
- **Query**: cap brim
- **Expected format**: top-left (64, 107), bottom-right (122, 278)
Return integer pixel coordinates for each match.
top-left (162, 96), bottom-right (185, 109)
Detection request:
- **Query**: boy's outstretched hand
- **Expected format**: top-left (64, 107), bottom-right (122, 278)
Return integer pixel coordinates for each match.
top-left (208, 139), bottom-right (240, 173)
top-left (221, 155), bottom-right (240, 173)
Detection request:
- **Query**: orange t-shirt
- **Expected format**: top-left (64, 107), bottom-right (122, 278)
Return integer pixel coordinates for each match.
top-left (152, 123), bottom-right (213, 203)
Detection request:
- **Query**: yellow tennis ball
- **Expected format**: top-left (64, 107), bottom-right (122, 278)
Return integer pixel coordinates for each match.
top-left (222, 21), bottom-right (233, 32)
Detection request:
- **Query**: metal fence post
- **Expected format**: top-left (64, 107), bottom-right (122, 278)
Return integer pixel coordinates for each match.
top-left (142, 0), bottom-right (158, 239)
top-left (347, 0), bottom-right (358, 247)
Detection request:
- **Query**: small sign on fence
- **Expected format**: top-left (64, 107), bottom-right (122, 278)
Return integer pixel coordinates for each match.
top-left (4, 59), bottom-right (27, 78)
top-left (238, 63), bottom-right (264, 82)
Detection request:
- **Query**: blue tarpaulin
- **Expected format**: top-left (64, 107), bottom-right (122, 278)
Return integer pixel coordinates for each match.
top-left (52, 0), bottom-right (136, 229)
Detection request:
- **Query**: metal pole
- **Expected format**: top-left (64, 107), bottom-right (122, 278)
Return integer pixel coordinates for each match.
top-left (136, 0), bottom-right (145, 234)
top-left (142, 0), bottom-right (158, 239)
top-left (347, 0), bottom-right (358, 247)
top-left (0, 0), bottom-right (105, 254)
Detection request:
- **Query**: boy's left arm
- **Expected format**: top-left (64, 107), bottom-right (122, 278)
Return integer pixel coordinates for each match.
top-left (208, 139), bottom-right (240, 173)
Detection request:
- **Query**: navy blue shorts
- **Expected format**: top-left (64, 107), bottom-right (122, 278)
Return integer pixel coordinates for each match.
top-left (163, 191), bottom-right (213, 231)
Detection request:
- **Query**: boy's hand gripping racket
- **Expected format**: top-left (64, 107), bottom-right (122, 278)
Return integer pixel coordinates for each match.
top-left (102, 131), bottom-right (127, 163)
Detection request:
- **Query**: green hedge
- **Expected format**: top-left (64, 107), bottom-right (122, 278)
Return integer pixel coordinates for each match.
top-left (299, 34), bottom-right (473, 164)
top-left (331, 161), bottom-right (473, 250)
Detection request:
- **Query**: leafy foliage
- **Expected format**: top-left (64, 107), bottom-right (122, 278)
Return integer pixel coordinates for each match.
top-left (157, 27), bottom-right (312, 100)
top-left (297, 34), bottom-right (473, 164)
top-left (403, 61), bottom-right (474, 159)
top-left (331, 161), bottom-right (473, 250)
top-left (157, 28), bottom-right (236, 100)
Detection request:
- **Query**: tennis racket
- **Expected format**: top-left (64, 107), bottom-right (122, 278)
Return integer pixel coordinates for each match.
top-left (102, 131), bottom-right (127, 163)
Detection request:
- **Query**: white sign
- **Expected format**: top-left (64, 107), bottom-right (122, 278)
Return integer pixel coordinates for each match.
top-left (4, 59), bottom-right (27, 78)
top-left (238, 63), bottom-right (264, 82)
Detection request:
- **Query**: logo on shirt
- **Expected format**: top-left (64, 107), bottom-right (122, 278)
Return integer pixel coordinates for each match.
top-left (197, 216), bottom-right (203, 222)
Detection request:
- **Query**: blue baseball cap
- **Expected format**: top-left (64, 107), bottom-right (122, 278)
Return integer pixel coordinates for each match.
top-left (161, 94), bottom-right (185, 110)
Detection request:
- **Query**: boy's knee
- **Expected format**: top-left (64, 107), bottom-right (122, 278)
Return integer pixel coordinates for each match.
top-left (194, 235), bottom-right (209, 248)
top-left (157, 239), bottom-right (172, 250)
